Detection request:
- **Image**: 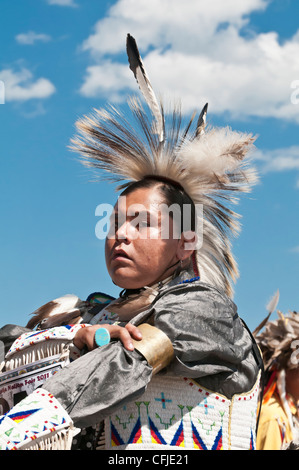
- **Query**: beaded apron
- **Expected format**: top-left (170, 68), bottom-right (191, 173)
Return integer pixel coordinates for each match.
top-left (102, 372), bottom-right (260, 451)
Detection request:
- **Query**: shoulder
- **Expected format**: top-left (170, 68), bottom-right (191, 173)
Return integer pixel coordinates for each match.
top-left (152, 280), bottom-right (239, 343)
top-left (154, 279), bottom-right (236, 318)
top-left (152, 279), bottom-right (257, 363)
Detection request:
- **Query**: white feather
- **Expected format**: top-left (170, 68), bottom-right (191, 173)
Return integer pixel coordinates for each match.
top-left (178, 127), bottom-right (256, 177)
top-left (126, 34), bottom-right (164, 143)
top-left (266, 289), bottom-right (280, 314)
top-left (44, 294), bottom-right (81, 317)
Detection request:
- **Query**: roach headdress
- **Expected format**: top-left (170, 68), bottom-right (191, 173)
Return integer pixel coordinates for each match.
top-left (71, 34), bottom-right (258, 298)
top-left (256, 310), bottom-right (299, 372)
top-left (254, 305), bottom-right (299, 435)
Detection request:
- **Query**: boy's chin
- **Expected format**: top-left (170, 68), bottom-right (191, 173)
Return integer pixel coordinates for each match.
top-left (111, 273), bottom-right (143, 290)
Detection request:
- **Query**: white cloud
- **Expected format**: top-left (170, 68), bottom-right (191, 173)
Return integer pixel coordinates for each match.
top-left (290, 246), bottom-right (299, 254)
top-left (254, 145), bottom-right (299, 188)
top-left (80, 62), bottom-right (130, 101)
top-left (81, 0), bottom-right (268, 57)
top-left (16, 31), bottom-right (52, 45)
top-left (0, 68), bottom-right (56, 102)
top-left (78, 0), bottom-right (299, 123)
top-left (254, 146), bottom-right (299, 172)
top-left (46, 0), bottom-right (78, 6)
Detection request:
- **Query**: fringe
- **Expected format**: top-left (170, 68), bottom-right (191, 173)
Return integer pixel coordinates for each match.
top-left (20, 428), bottom-right (75, 450)
top-left (5, 341), bottom-right (71, 371)
top-left (96, 424), bottom-right (106, 450)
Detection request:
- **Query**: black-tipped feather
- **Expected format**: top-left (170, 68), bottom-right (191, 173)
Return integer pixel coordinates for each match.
top-left (126, 34), bottom-right (164, 143)
top-left (196, 102), bottom-right (208, 137)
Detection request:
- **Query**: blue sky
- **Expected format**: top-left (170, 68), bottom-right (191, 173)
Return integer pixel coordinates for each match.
top-left (0, 0), bottom-right (298, 330)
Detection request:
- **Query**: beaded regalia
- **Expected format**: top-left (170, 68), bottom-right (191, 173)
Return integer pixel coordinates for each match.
top-left (0, 34), bottom-right (261, 451)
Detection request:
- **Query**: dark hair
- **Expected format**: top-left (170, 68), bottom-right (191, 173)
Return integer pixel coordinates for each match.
top-left (120, 176), bottom-right (196, 233)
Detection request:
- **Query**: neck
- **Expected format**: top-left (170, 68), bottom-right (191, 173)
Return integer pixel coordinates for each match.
top-left (148, 259), bottom-right (181, 288)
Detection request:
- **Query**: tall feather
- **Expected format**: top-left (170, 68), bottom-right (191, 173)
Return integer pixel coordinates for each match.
top-left (195, 102), bottom-right (208, 137)
top-left (126, 34), bottom-right (164, 143)
top-left (266, 289), bottom-right (280, 314)
top-left (253, 289), bottom-right (280, 337)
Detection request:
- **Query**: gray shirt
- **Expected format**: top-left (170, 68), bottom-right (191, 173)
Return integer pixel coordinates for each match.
top-left (44, 276), bottom-right (262, 429)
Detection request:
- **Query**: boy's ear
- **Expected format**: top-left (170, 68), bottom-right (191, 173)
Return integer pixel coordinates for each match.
top-left (176, 231), bottom-right (197, 260)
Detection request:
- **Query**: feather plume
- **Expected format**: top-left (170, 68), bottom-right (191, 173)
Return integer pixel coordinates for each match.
top-left (26, 294), bottom-right (86, 330)
top-left (256, 310), bottom-right (299, 371)
top-left (253, 289), bottom-right (280, 337)
top-left (266, 289), bottom-right (280, 314)
top-left (70, 34), bottom-right (258, 298)
top-left (126, 34), bottom-right (164, 143)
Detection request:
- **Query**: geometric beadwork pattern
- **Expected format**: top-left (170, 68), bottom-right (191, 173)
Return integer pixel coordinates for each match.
top-left (0, 388), bottom-right (73, 450)
top-left (228, 375), bottom-right (260, 450)
top-left (105, 373), bottom-right (260, 450)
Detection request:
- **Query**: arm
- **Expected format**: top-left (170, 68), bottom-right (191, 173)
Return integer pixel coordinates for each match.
top-left (44, 283), bottom-right (259, 428)
top-left (44, 338), bottom-right (153, 429)
top-left (43, 322), bottom-right (173, 429)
